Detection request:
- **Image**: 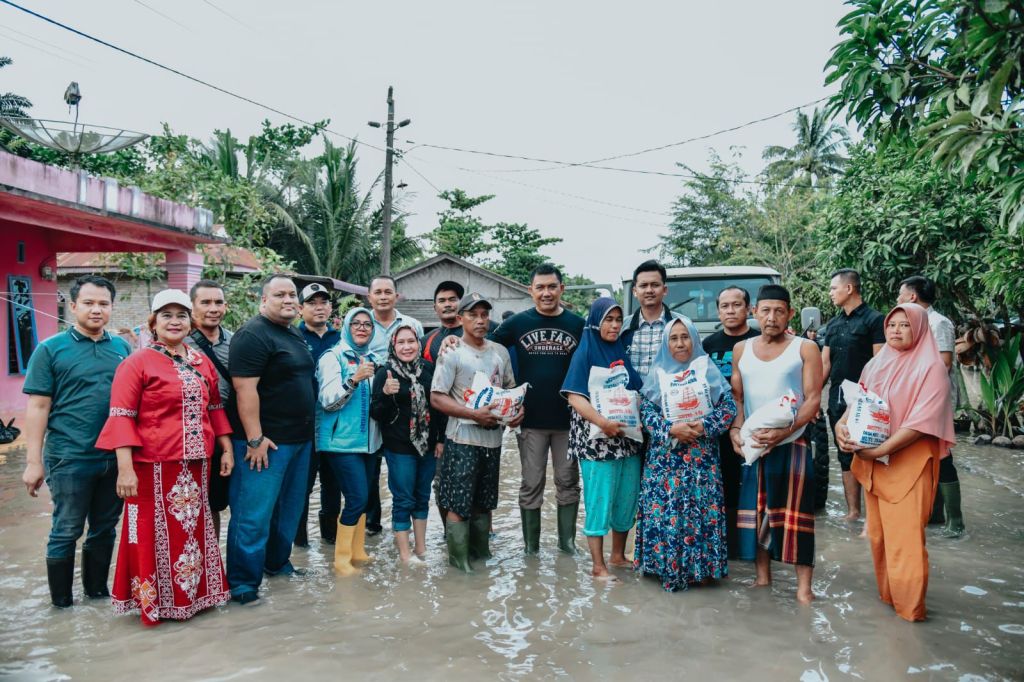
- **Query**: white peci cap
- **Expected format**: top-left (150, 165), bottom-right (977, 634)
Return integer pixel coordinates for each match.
top-left (151, 288), bottom-right (192, 312)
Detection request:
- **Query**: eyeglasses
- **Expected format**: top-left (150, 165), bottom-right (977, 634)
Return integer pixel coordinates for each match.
top-left (350, 321), bottom-right (373, 330)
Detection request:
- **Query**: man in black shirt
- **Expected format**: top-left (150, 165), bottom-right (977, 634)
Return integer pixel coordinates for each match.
top-left (226, 274), bottom-right (315, 604)
top-left (822, 269), bottom-right (885, 521)
top-left (491, 264), bottom-right (584, 555)
top-left (702, 285), bottom-right (759, 559)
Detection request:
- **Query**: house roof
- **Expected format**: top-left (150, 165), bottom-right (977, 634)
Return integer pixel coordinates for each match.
top-left (57, 244), bottom-right (260, 273)
top-left (393, 252), bottom-right (531, 295)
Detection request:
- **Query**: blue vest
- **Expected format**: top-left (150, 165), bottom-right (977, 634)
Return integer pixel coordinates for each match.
top-left (315, 344), bottom-right (382, 454)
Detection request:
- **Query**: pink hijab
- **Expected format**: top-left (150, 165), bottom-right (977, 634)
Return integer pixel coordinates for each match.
top-left (859, 303), bottom-right (955, 453)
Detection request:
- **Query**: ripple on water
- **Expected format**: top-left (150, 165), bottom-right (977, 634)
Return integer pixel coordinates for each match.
top-left (961, 586), bottom-right (988, 596)
top-left (997, 624), bottom-right (1024, 635)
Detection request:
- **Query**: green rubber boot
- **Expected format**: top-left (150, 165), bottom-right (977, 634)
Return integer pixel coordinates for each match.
top-left (928, 484), bottom-right (945, 525)
top-left (520, 507), bottom-right (541, 555)
top-left (940, 481), bottom-right (965, 538)
top-left (557, 502), bottom-right (579, 555)
top-left (469, 512), bottom-right (492, 561)
top-left (446, 520), bottom-right (474, 573)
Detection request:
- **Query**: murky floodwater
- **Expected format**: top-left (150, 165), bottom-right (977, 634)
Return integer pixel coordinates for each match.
top-left (1, 433), bottom-right (1022, 681)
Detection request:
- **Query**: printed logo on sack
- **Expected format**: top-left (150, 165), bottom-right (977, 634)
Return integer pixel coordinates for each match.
top-left (465, 385), bottom-right (494, 409)
top-left (870, 409), bottom-right (890, 424)
top-left (518, 329), bottom-right (578, 356)
top-left (676, 395), bottom-right (701, 411)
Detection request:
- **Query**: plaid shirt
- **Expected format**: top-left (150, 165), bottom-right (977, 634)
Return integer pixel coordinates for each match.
top-left (628, 316), bottom-right (666, 377)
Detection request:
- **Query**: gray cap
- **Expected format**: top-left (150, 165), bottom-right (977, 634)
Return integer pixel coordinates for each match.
top-left (457, 292), bottom-right (492, 313)
top-left (300, 282), bottom-right (331, 303)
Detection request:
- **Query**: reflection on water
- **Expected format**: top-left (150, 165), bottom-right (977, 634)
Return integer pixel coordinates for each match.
top-left (1, 435), bottom-right (1022, 680)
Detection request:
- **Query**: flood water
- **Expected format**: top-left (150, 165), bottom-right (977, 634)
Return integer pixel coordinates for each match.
top-left (1, 435), bottom-right (1022, 681)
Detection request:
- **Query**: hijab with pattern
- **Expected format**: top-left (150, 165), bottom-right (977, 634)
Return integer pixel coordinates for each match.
top-left (386, 324), bottom-right (430, 455)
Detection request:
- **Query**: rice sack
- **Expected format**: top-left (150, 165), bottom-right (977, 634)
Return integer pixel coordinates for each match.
top-left (657, 355), bottom-right (714, 423)
top-left (588, 363), bottom-right (642, 442)
top-left (739, 390), bottom-right (799, 465)
top-left (840, 380), bottom-right (891, 465)
top-left (460, 371), bottom-right (528, 424)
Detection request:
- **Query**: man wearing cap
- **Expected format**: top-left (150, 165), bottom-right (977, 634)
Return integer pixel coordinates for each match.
top-left (431, 293), bottom-right (522, 571)
top-left (295, 282), bottom-right (342, 547)
top-left (226, 274), bottom-right (314, 604)
top-left (365, 274), bottom-right (424, 535)
top-left (21, 275), bottom-right (132, 608)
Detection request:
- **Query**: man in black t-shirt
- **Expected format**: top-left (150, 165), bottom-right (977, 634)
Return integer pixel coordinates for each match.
top-left (226, 274), bottom-right (315, 605)
top-left (490, 264), bottom-right (584, 555)
top-left (822, 269), bottom-right (885, 521)
top-left (702, 286), bottom-right (759, 560)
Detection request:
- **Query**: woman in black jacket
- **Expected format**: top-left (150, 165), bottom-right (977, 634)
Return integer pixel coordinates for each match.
top-left (370, 325), bottom-right (437, 564)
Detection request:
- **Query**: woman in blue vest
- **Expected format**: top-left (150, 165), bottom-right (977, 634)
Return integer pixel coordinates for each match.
top-left (317, 307), bottom-right (382, 576)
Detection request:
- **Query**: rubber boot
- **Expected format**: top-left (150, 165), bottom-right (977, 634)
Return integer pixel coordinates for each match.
top-left (81, 546), bottom-right (112, 598)
top-left (352, 514), bottom-right (374, 564)
top-left (333, 522), bottom-right (357, 576)
top-left (294, 503), bottom-right (310, 547)
top-left (468, 512), bottom-right (492, 561)
top-left (928, 485), bottom-right (945, 525)
top-left (318, 510), bottom-right (336, 545)
top-left (940, 481), bottom-right (965, 538)
top-left (46, 557), bottom-right (74, 608)
top-left (446, 520), bottom-right (473, 573)
top-left (557, 502), bottom-right (579, 555)
top-left (520, 507), bottom-right (541, 555)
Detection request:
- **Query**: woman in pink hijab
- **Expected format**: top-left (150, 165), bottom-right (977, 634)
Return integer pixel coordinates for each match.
top-left (836, 302), bottom-right (955, 621)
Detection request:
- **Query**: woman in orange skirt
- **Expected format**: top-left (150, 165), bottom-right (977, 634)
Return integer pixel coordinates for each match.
top-left (836, 302), bottom-right (955, 622)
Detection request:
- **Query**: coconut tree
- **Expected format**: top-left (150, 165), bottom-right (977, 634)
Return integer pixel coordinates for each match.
top-left (762, 108), bottom-right (849, 188)
top-left (0, 56), bottom-right (32, 118)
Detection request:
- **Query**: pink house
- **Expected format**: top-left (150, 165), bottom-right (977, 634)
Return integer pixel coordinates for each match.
top-left (0, 150), bottom-right (225, 418)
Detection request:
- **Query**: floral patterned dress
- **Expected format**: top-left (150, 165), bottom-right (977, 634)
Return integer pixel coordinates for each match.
top-left (634, 393), bottom-right (736, 591)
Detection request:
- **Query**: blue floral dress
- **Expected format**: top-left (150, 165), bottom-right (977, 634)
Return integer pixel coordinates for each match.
top-left (634, 393), bottom-right (736, 591)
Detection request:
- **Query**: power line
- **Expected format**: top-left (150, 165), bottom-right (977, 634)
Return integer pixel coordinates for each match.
top-left (0, 26), bottom-right (90, 67)
top-left (199, 0), bottom-right (255, 32)
top-left (131, 0), bottom-right (192, 31)
top-left (397, 155), bottom-right (442, 194)
top-left (0, 24), bottom-right (97, 62)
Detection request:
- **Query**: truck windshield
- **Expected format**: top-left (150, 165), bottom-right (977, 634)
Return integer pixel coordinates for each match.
top-left (630, 276), bottom-right (776, 322)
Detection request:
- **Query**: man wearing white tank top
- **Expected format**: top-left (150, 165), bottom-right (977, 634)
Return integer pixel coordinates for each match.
top-left (729, 285), bottom-right (822, 605)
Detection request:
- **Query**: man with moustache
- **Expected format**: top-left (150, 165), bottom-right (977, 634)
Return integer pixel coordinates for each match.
top-left (822, 269), bottom-right (885, 521)
top-left (295, 283), bottom-right (342, 546)
top-left (22, 275), bottom-right (132, 607)
top-left (226, 275), bottom-right (314, 604)
top-left (731, 284), bottom-right (822, 605)
top-left (702, 286), bottom-right (759, 558)
top-left (623, 260), bottom-right (687, 377)
top-left (184, 279), bottom-right (236, 540)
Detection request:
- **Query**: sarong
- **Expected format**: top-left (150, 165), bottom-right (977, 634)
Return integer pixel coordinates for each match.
top-left (112, 459), bottom-right (229, 626)
top-left (735, 438), bottom-right (815, 566)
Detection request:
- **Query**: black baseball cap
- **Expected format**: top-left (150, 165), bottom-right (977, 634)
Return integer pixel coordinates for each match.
top-left (457, 292), bottom-right (493, 314)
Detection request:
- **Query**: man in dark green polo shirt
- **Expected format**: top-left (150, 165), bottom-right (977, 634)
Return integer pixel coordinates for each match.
top-left (21, 275), bottom-right (131, 608)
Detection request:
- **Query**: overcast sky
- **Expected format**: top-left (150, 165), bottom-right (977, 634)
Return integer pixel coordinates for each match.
top-left (1, 0), bottom-right (851, 286)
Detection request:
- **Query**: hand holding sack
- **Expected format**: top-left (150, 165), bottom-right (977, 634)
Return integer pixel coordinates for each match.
top-left (588, 363), bottom-right (642, 442)
top-left (658, 355), bottom-right (714, 423)
top-left (739, 390), bottom-right (799, 465)
top-left (840, 380), bottom-right (891, 464)
top-left (461, 371), bottom-right (529, 425)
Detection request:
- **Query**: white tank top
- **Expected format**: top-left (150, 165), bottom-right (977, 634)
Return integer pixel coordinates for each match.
top-left (738, 336), bottom-right (808, 444)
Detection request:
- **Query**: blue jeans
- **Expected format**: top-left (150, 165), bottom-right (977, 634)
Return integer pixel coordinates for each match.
top-left (384, 450), bottom-right (436, 532)
top-left (324, 452), bottom-right (377, 526)
top-left (226, 439), bottom-right (311, 598)
top-left (44, 457), bottom-right (123, 559)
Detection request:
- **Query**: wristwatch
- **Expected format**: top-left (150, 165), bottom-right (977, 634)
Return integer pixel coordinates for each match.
top-left (246, 435), bottom-right (265, 449)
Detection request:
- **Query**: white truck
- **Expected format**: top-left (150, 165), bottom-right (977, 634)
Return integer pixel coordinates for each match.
top-left (621, 265), bottom-right (782, 338)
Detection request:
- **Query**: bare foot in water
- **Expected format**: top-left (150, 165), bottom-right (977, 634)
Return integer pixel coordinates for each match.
top-left (608, 555), bottom-right (631, 568)
top-left (796, 588), bottom-right (815, 605)
top-left (749, 579), bottom-right (771, 589)
top-left (592, 567), bottom-right (620, 583)
top-left (844, 511), bottom-right (861, 521)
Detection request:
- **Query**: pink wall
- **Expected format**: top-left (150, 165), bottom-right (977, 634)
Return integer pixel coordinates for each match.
top-left (1, 223), bottom-right (59, 417)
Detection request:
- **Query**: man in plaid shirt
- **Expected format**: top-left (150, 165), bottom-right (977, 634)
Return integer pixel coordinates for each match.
top-left (622, 260), bottom-right (687, 376)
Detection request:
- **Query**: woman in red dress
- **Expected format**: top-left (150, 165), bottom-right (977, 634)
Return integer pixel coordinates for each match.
top-left (96, 289), bottom-right (234, 626)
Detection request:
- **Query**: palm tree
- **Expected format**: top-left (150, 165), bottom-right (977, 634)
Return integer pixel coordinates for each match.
top-left (0, 56), bottom-right (32, 117)
top-left (762, 108), bottom-right (849, 188)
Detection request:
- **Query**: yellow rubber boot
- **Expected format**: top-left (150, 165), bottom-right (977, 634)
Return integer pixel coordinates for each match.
top-left (352, 514), bottom-right (374, 565)
top-left (334, 522), bottom-right (357, 576)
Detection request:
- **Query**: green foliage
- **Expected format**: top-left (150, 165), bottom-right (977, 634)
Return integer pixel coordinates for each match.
top-left (201, 245), bottom-right (294, 330)
top-left (825, 0), bottom-right (1024, 234)
top-left (970, 335), bottom-right (1024, 437)
top-left (484, 222), bottom-right (562, 285)
top-left (823, 141), bottom-right (1000, 320)
top-left (0, 55), bottom-right (32, 118)
top-left (430, 189), bottom-right (495, 259)
top-left (561, 274), bottom-right (601, 312)
top-left (761, 108), bottom-right (849, 188)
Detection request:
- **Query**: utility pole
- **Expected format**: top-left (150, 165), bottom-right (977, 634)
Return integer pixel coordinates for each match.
top-left (368, 86), bottom-right (410, 276)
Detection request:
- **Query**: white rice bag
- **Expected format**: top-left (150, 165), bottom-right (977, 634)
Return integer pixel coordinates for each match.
top-left (460, 371), bottom-right (528, 425)
top-left (739, 390), bottom-right (799, 465)
top-left (841, 380), bottom-right (891, 465)
top-left (658, 355), bottom-right (714, 423)
top-left (588, 364), bottom-right (642, 442)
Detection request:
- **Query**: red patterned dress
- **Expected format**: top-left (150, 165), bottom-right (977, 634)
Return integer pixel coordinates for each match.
top-left (96, 344), bottom-right (232, 626)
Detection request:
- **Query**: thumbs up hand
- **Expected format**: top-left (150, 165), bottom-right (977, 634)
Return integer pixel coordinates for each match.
top-left (383, 369), bottom-right (401, 395)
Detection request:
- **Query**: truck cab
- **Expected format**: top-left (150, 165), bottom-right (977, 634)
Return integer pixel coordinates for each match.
top-left (622, 266), bottom-right (781, 339)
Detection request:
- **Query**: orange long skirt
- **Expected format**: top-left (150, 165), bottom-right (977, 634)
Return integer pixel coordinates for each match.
top-left (863, 463), bottom-right (934, 622)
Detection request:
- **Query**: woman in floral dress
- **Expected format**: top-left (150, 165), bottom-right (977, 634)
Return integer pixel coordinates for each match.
top-left (635, 317), bottom-right (736, 591)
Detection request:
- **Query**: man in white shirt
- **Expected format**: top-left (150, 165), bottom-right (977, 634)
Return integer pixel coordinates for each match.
top-left (897, 275), bottom-right (965, 537)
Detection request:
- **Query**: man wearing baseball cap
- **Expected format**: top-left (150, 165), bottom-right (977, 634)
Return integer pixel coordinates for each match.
top-left (295, 282), bottom-right (342, 547)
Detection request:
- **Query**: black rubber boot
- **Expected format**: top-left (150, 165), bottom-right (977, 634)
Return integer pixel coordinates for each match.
top-left (81, 546), bottom-right (112, 598)
top-left (940, 481), bottom-right (965, 538)
top-left (446, 521), bottom-right (473, 573)
top-left (557, 502), bottom-right (579, 555)
top-left (520, 507), bottom-right (541, 555)
top-left (46, 557), bottom-right (74, 608)
top-left (318, 510), bottom-right (336, 545)
top-left (294, 502), bottom-right (310, 547)
top-left (469, 512), bottom-right (492, 561)
top-left (928, 485), bottom-right (945, 525)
